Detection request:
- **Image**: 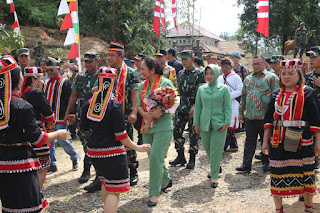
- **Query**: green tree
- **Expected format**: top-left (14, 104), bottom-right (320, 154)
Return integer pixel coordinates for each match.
top-left (236, 0), bottom-right (320, 55)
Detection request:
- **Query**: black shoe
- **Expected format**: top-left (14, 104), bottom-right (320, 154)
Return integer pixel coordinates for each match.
top-left (130, 167), bottom-right (139, 186)
top-left (72, 157), bottom-right (80, 170)
top-left (130, 174), bottom-right (139, 186)
top-left (84, 176), bottom-right (101, 193)
top-left (48, 165), bottom-right (58, 173)
top-left (160, 179), bottom-right (172, 192)
top-left (211, 182), bottom-right (218, 188)
top-left (315, 160), bottom-right (320, 169)
top-left (147, 200), bottom-right (158, 207)
top-left (263, 164), bottom-right (270, 172)
top-left (169, 151), bottom-right (186, 166)
top-left (236, 165), bottom-right (251, 172)
top-left (186, 152), bottom-right (196, 169)
top-left (255, 153), bottom-right (262, 161)
top-left (207, 167), bottom-right (222, 179)
top-left (79, 170), bottom-right (90, 183)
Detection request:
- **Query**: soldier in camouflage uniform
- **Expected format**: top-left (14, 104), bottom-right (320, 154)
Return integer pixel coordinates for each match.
top-left (33, 40), bottom-right (45, 67)
top-left (170, 40), bottom-right (178, 53)
top-left (107, 41), bottom-right (140, 186)
top-left (64, 52), bottom-right (99, 193)
top-left (169, 50), bottom-right (205, 169)
top-left (294, 22), bottom-right (308, 59)
top-left (192, 39), bottom-right (204, 60)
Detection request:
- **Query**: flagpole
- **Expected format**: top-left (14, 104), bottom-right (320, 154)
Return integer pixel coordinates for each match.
top-left (76, 0), bottom-right (82, 72)
top-left (158, 1), bottom-right (161, 49)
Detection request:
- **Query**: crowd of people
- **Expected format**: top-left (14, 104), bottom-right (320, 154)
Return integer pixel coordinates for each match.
top-left (1, 34), bottom-right (320, 213)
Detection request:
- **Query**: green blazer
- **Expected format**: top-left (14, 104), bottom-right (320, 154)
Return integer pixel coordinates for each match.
top-left (193, 82), bottom-right (232, 132)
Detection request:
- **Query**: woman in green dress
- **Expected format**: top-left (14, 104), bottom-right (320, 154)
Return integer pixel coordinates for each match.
top-left (194, 64), bottom-right (232, 188)
top-left (137, 57), bottom-right (175, 207)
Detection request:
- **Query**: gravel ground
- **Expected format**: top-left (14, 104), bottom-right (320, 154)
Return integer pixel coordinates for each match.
top-left (1, 132), bottom-right (320, 212)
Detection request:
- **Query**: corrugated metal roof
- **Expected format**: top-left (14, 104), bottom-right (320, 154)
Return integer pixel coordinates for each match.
top-left (167, 22), bottom-right (225, 41)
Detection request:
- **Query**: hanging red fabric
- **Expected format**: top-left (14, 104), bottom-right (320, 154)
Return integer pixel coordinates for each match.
top-left (256, 0), bottom-right (269, 37)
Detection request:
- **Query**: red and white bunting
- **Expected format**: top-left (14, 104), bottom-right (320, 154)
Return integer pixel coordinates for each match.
top-left (256, 0), bottom-right (269, 37)
top-left (152, 0), bottom-right (166, 36)
top-left (172, 0), bottom-right (177, 30)
top-left (6, 0), bottom-right (20, 31)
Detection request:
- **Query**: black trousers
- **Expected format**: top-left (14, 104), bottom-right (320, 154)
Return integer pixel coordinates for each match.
top-left (242, 119), bottom-right (269, 168)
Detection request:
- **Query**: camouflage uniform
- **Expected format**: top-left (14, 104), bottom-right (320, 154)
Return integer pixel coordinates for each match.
top-left (173, 66), bottom-right (205, 154)
top-left (294, 27), bottom-right (307, 58)
top-left (71, 70), bottom-right (98, 150)
top-left (34, 46), bottom-right (44, 67)
top-left (116, 66), bottom-right (140, 168)
top-left (192, 45), bottom-right (203, 59)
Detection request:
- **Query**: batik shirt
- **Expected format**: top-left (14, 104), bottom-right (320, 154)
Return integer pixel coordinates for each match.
top-left (177, 66), bottom-right (205, 113)
top-left (239, 69), bottom-right (279, 120)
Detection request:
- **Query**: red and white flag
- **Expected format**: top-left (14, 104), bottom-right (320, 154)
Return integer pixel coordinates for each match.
top-left (256, 0), bottom-right (269, 37)
top-left (152, 0), bottom-right (166, 36)
top-left (172, 0), bottom-right (177, 30)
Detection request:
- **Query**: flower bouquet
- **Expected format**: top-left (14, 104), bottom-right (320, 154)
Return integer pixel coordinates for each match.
top-left (143, 86), bottom-right (180, 133)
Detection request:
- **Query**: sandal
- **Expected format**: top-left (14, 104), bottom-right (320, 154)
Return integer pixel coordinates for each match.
top-left (276, 206), bottom-right (283, 213)
top-left (305, 204), bottom-right (313, 213)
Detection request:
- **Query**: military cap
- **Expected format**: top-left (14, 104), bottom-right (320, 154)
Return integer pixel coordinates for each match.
top-left (206, 54), bottom-right (217, 59)
top-left (46, 57), bottom-right (60, 68)
top-left (134, 53), bottom-right (145, 61)
top-left (196, 39), bottom-right (200, 42)
top-left (173, 40), bottom-right (177, 43)
top-left (300, 22), bottom-right (305, 25)
top-left (108, 41), bottom-right (124, 53)
top-left (155, 49), bottom-right (167, 56)
top-left (271, 55), bottom-right (284, 63)
top-left (231, 52), bottom-right (241, 59)
top-left (220, 57), bottom-right (232, 65)
top-left (306, 46), bottom-right (320, 57)
top-left (18, 48), bottom-right (30, 56)
top-left (84, 52), bottom-right (99, 61)
top-left (180, 50), bottom-right (193, 59)
top-left (38, 40), bottom-right (43, 44)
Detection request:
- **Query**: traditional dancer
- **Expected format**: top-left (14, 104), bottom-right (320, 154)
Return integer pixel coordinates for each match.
top-left (21, 67), bottom-right (55, 189)
top-left (80, 66), bottom-right (150, 212)
top-left (0, 55), bottom-right (67, 213)
top-left (44, 57), bottom-right (80, 173)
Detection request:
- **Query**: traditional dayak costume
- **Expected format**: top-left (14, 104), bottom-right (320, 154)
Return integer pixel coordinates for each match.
top-left (21, 67), bottom-right (55, 169)
top-left (43, 57), bottom-right (79, 171)
top-left (0, 56), bottom-right (49, 212)
top-left (264, 59), bottom-right (320, 197)
top-left (80, 67), bottom-right (130, 193)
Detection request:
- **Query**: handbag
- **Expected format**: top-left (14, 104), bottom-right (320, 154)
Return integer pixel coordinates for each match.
top-left (283, 126), bottom-right (303, 152)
